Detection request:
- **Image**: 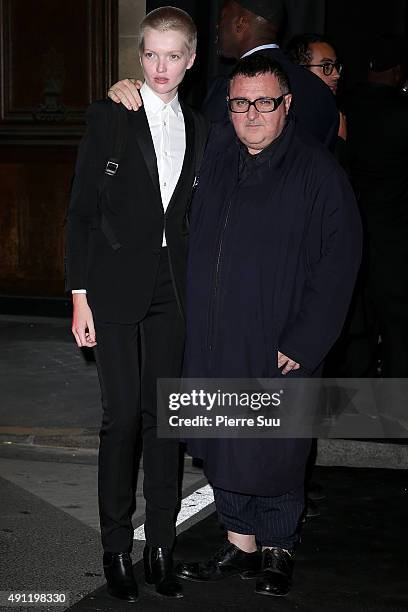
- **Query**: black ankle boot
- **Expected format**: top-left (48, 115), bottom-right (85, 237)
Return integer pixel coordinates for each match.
top-left (103, 552), bottom-right (138, 602)
top-left (144, 546), bottom-right (183, 598)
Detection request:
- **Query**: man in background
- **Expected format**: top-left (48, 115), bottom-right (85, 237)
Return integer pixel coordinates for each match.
top-left (286, 32), bottom-right (347, 144)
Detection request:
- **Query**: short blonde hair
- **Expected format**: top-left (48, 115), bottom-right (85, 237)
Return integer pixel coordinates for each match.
top-left (139, 6), bottom-right (197, 54)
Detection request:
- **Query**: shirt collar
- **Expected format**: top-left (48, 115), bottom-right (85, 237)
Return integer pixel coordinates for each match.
top-left (241, 44), bottom-right (279, 58)
top-left (140, 82), bottom-right (181, 117)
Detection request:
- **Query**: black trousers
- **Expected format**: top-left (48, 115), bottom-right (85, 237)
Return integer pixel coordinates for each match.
top-left (94, 248), bottom-right (184, 552)
top-left (213, 486), bottom-right (304, 550)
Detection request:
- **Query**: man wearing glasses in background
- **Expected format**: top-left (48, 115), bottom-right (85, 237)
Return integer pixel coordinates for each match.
top-left (286, 33), bottom-right (347, 145)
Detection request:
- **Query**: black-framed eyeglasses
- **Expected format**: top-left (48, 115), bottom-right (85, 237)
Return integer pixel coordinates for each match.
top-left (300, 61), bottom-right (343, 76)
top-left (227, 95), bottom-right (287, 113)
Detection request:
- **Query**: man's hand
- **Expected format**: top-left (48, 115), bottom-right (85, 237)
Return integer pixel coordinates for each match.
top-left (277, 351), bottom-right (300, 375)
top-left (72, 294), bottom-right (97, 348)
top-left (107, 79), bottom-right (144, 111)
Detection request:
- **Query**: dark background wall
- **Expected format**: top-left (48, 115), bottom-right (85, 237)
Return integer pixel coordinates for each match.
top-left (326, 0), bottom-right (408, 88)
top-left (0, 0), bottom-right (117, 304)
top-left (0, 0), bottom-right (407, 311)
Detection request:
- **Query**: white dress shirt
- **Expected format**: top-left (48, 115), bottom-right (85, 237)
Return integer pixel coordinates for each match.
top-left (72, 83), bottom-right (186, 294)
top-left (141, 82), bottom-right (186, 247)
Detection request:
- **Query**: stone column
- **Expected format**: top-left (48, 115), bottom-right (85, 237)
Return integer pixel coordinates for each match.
top-left (119, 0), bottom-right (146, 80)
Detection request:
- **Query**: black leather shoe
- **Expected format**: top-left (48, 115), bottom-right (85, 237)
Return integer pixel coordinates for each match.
top-left (176, 542), bottom-right (261, 582)
top-left (103, 552), bottom-right (138, 602)
top-left (144, 546), bottom-right (183, 598)
top-left (255, 547), bottom-right (293, 597)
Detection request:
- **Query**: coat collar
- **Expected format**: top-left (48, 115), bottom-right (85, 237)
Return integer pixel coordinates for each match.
top-left (129, 106), bottom-right (161, 202)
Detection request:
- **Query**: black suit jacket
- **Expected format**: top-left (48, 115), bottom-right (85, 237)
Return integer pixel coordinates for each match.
top-left (65, 99), bottom-right (208, 323)
top-left (201, 47), bottom-right (339, 151)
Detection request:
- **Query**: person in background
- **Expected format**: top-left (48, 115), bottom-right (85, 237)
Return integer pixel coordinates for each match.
top-left (286, 33), bottom-right (347, 158)
top-left (286, 33), bottom-right (342, 95)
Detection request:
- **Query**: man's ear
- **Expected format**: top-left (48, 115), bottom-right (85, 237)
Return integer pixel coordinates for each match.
top-left (235, 15), bottom-right (248, 34)
top-left (284, 93), bottom-right (292, 113)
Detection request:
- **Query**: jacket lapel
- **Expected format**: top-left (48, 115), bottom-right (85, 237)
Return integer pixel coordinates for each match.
top-left (166, 101), bottom-right (195, 215)
top-left (129, 107), bottom-right (162, 202)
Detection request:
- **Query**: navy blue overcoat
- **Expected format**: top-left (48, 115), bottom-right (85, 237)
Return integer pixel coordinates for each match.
top-left (184, 118), bottom-right (362, 496)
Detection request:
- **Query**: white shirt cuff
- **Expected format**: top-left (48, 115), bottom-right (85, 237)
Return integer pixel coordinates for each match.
top-left (72, 289), bottom-right (87, 294)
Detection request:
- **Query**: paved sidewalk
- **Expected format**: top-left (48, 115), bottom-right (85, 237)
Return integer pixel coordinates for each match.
top-left (0, 315), bottom-right (100, 447)
top-left (0, 442), bottom-right (211, 611)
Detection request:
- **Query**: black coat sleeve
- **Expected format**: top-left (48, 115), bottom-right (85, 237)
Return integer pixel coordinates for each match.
top-left (279, 168), bottom-right (363, 373)
top-left (64, 101), bottom-right (109, 291)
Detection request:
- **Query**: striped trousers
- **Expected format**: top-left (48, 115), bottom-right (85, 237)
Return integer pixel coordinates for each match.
top-left (213, 486), bottom-right (304, 550)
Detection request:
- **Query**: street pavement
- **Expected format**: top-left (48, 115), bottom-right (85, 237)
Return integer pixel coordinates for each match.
top-left (0, 442), bottom-right (209, 612)
top-left (0, 315), bottom-right (100, 447)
